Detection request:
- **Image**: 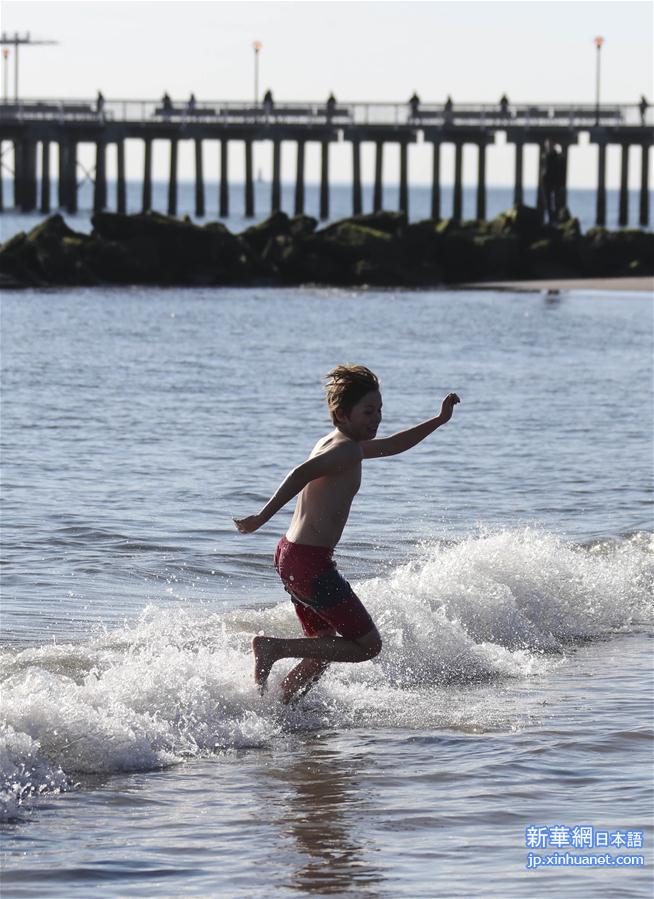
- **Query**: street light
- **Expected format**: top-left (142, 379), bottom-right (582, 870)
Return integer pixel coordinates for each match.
top-left (594, 35), bottom-right (604, 126)
top-left (0, 32), bottom-right (58, 103)
top-left (2, 48), bottom-right (8, 103)
top-left (253, 40), bottom-right (262, 106)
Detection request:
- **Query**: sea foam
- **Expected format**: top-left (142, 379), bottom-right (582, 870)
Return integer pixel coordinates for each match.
top-left (1, 527), bottom-right (651, 818)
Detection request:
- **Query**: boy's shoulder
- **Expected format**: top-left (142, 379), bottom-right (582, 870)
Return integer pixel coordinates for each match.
top-left (311, 431), bottom-right (363, 460)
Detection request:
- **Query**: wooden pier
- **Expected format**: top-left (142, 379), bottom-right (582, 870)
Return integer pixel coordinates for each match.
top-left (0, 98), bottom-right (652, 225)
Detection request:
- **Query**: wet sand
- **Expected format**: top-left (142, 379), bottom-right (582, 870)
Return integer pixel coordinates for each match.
top-left (462, 276), bottom-right (654, 293)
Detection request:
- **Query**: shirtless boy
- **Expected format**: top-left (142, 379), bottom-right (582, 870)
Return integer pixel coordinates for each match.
top-left (234, 365), bottom-right (460, 704)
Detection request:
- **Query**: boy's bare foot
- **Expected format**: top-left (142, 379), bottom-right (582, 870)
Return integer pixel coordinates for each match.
top-left (252, 636), bottom-right (277, 693)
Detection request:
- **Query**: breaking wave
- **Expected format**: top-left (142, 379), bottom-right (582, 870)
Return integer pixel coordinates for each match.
top-left (2, 527), bottom-right (651, 819)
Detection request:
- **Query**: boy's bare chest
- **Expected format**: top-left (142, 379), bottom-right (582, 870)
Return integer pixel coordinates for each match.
top-left (330, 461), bottom-right (362, 497)
top-left (310, 459), bottom-right (361, 503)
top-left (310, 436), bottom-right (362, 499)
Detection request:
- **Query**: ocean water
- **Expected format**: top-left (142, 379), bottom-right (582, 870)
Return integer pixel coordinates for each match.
top-left (0, 180), bottom-right (652, 242)
top-left (1, 285), bottom-right (653, 897)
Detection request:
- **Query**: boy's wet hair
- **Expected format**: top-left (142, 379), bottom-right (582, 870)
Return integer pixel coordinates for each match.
top-left (324, 364), bottom-right (380, 424)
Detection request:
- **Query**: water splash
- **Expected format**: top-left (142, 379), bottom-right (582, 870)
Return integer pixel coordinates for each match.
top-left (2, 527), bottom-right (651, 818)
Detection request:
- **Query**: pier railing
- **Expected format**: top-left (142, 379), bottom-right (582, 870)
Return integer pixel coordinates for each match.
top-left (0, 98), bottom-right (651, 128)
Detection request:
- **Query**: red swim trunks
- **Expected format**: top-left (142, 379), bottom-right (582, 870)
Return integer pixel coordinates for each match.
top-left (274, 536), bottom-right (375, 640)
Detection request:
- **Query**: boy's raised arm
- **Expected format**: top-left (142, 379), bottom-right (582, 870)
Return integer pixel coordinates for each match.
top-left (234, 440), bottom-right (362, 533)
top-left (361, 393), bottom-right (460, 459)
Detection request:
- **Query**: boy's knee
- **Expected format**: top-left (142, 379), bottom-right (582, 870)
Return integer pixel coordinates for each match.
top-left (357, 629), bottom-right (382, 659)
top-left (368, 635), bottom-right (382, 659)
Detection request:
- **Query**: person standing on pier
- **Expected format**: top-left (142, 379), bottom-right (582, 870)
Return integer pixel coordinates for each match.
top-left (409, 92), bottom-right (421, 120)
top-left (639, 95), bottom-right (649, 125)
top-left (541, 140), bottom-right (565, 224)
top-left (444, 95), bottom-right (453, 124)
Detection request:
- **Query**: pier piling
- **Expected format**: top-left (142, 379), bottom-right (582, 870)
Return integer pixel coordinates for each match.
top-left (373, 141), bottom-right (383, 212)
top-left (272, 139), bottom-right (281, 212)
top-left (352, 140), bottom-right (362, 215)
top-left (61, 140), bottom-right (77, 214)
top-left (168, 139), bottom-right (178, 216)
top-left (618, 144), bottom-right (629, 226)
top-left (536, 143), bottom-right (545, 223)
top-left (40, 140), bottom-right (50, 213)
top-left (26, 140), bottom-right (38, 212)
top-left (476, 142), bottom-right (486, 220)
top-left (399, 141), bottom-right (408, 215)
top-left (57, 140), bottom-right (65, 208)
top-left (294, 140), bottom-right (305, 215)
top-left (142, 138), bottom-right (152, 212)
top-left (220, 139), bottom-right (229, 217)
top-left (93, 140), bottom-right (107, 213)
top-left (559, 144), bottom-right (569, 211)
top-left (431, 142), bottom-right (441, 220)
top-left (513, 141), bottom-right (524, 206)
top-left (194, 138), bottom-right (204, 217)
top-left (640, 144), bottom-right (650, 226)
top-left (320, 140), bottom-right (329, 220)
top-left (18, 139), bottom-right (37, 212)
top-left (116, 140), bottom-right (126, 214)
top-left (596, 141), bottom-right (607, 226)
top-left (13, 140), bottom-right (22, 210)
top-left (244, 140), bottom-right (254, 218)
top-left (453, 142), bottom-right (463, 220)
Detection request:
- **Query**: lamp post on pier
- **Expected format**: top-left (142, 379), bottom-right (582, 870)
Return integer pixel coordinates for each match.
top-left (2, 48), bottom-right (8, 103)
top-left (253, 40), bottom-right (262, 106)
top-left (0, 32), bottom-right (59, 102)
top-left (594, 35), bottom-right (604, 126)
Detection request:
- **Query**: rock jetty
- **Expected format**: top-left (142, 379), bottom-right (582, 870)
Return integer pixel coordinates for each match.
top-left (1, 206), bottom-right (651, 289)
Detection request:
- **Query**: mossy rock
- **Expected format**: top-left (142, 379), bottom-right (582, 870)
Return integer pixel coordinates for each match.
top-left (627, 259), bottom-right (648, 274)
top-left (2, 207), bottom-right (651, 287)
top-left (435, 218), bottom-right (457, 236)
top-left (27, 214), bottom-right (85, 243)
top-left (490, 204), bottom-right (542, 241)
top-left (260, 233), bottom-right (295, 272)
top-left (239, 211), bottom-right (292, 254)
top-left (579, 228), bottom-right (654, 276)
top-left (288, 214), bottom-right (318, 239)
top-left (557, 213), bottom-right (582, 241)
top-left (435, 218), bottom-right (490, 240)
top-left (344, 211), bottom-right (407, 236)
top-left (472, 234), bottom-right (523, 279)
top-left (203, 221), bottom-right (233, 237)
top-left (292, 251), bottom-right (352, 285)
top-left (401, 220), bottom-right (445, 262)
top-left (91, 210), bottom-right (171, 241)
top-left (0, 231), bottom-right (28, 257)
top-left (436, 231), bottom-right (485, 281)
top-left (0, 232), bottom-right (43, 285)
top-left (93, 211), bottom-right (254, 282)
top-left (308, 222), bottom-right (394, 265)
top-left (351, 258), bottom-right (410, 286)
top-left (0, 216), bottom-right (94, 285)
top-left (526, 239), bottom-right (580, 278)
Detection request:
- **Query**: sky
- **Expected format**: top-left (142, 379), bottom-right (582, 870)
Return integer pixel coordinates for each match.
top-left (2, 0), bottom-right (653, 187)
